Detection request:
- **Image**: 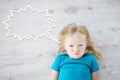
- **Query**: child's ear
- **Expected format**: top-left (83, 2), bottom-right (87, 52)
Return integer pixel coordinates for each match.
top-left (86, 43), bottom-right (89, 47)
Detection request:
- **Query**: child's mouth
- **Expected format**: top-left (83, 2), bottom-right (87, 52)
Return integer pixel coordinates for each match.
top-left (74, 53), bottom-right (79, 55)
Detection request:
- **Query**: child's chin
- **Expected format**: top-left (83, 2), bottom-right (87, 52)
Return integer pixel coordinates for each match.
top-left (73, 55), bottom-right (82, 59)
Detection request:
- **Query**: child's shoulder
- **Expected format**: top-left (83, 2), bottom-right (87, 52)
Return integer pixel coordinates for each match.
top-left (84, 52), bottom-right (98, 62)
top-left (84, 52), bottom-right (96, 58)
top-left (55, 53), bottom-right (68, 59)
top-left (56, 53), bottom-right (68, 57)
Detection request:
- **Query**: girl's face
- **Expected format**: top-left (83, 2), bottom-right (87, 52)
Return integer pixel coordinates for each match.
top-left (64, 33), bottom-right (87, 59)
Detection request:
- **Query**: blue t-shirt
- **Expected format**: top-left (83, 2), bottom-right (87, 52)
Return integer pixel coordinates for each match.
top-left (51, 52), bottom-right (99, 80)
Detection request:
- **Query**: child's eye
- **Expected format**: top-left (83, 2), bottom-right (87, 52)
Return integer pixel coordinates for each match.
top-left (69, 45), bottom-right (73, 47)
top-left (79, 44), bottom-right (83, 46)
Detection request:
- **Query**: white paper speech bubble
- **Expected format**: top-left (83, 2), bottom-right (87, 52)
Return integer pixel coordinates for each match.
top-left (3, 5), bottom-right (60, 43)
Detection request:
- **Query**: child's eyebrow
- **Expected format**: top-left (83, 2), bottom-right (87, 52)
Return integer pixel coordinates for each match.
top-left (78, 44), bottom-right (83, 45)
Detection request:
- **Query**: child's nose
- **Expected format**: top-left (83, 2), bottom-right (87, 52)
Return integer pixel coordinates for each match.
top-left (74, 47), bottom-right (79, 52)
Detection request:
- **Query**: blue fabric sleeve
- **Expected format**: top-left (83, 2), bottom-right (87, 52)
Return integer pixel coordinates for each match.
top-left (51, 54), bottom-right (61, 72)
top-left (90, 55), bottom-right (99, 73)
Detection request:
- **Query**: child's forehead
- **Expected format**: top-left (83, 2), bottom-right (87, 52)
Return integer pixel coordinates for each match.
top-left (65, 33), bottom-right (86, 42)
top-left (66, 32), bottom-right (86, 39)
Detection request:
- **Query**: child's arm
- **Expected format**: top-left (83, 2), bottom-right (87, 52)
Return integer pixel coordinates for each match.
top-left (92, 71), bottom-right (99, 80)
top-left (51, 70), bottom-right (58, 80)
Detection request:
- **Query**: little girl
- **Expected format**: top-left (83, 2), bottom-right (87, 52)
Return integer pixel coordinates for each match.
top-left (51, 23), bottom-right (102, 80)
